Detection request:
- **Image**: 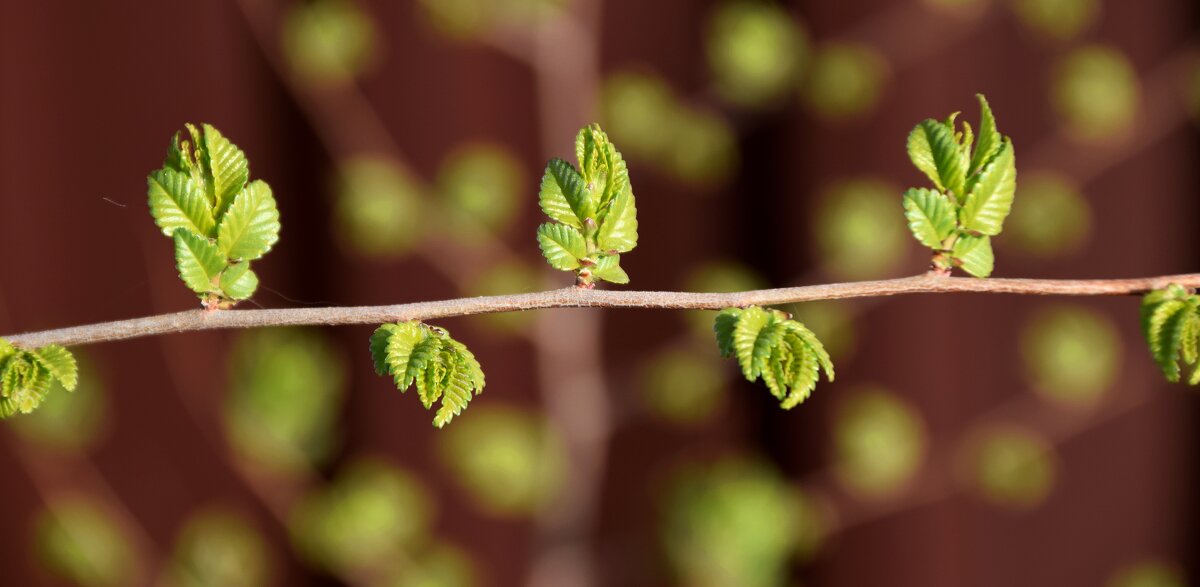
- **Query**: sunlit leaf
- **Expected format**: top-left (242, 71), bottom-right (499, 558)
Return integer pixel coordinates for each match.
top-left (952, 234), bottom-right (994, 278)
top-left (148, 168), bottom-right (216, 238)
top-left (217, 180), bottom-right (281, 262)
top-left (902, 188), bottom-right (957, 249)
top-left (908, 119), bottom-right (966, 199)
top-left (959, 140), bottom-right (1016, 235)
top-left (173, 229), bottom-right (226, 295)
top-left (535, 223), bottom-right (587, 271)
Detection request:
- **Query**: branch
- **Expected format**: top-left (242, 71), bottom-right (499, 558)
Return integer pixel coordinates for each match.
top-left (6, 273), bottom-right (1199, 348)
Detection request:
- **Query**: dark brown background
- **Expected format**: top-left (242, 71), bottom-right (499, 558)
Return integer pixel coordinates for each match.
top-left (1, 0), bottom-right (1197, 586)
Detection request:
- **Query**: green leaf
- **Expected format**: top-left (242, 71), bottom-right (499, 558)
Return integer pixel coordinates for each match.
top-left (173, 229), bottom-right (227, 294)
top-left (576, 124), bottom-right (629, 218)
top-left (370, 323), bottom-right (485, 427)
top-left (590, 254), bottom-right (630, 284)
top-left (596, 184), bottom-right (638, 253)
top-left (0, 354), bottom-right (53, 418)
top-left (952, 234), bottom-right (994, 278)
top-left (202, 124), bottom-right (250, 221)
top-left (539, 159), bottom-right (590, 227)
top-left (959, 139), bottom-right (1016, 235)
top-left (1141, 289), bottom-right (1200, 383)
top-left (714, 309), bottom-right (742, 358)
top-left (907, 119), bottom-right (967, 200)
top-left (164, 131), bottom-right (194, 174)
top-left (217, 180), bottom-right (281, 261)
top-left (732, 306), bottom-right (773, 380)
top-left (970, 94), bottom-right (1002, 176)
top-left (902, 188), bottom-right (957, 249)
top-left (31, 346), bottom-right (77, 391)
top-left (536, 223), bottom-right (587, 271)
top-left (148, 168), bottom-right (216, 237)
top-left (220, 262), bottom-right (259, 300)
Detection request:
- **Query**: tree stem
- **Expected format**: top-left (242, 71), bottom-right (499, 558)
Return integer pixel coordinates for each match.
top-left (5, 272), bottom-right (1198, 348)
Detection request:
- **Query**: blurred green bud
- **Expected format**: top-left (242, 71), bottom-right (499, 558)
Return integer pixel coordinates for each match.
top-left (1107, 559), bottom-right (1186, 587)
top-left (1011, 0), bottom-right (1100, 41)
top-left (707, 1), bottom-right (808, 107)
top-left (290, 459), bottom-right (433, 574)
top-left (420, 0), bottom-right (565, 38)
top-left (225, 329), bottom-right (346, 474)
top-left (385, 542), bottom-right (477, 587)
top-left (602, 71), bottom-right (680, 161)
top-left (11, 352), bottom-right (106, 453)
top-left (161, 508), bottom-right (271, 587)
top-left (335, 156), bottom-right (428, 258)
top-left (640, 348), bottom-right (728, 425)
top-left (662, 459), bottom-right (800, 587)
top-left (834, 388), bottom-right (926, 498)
top-left (438, 405), bottom-right (565, 517)
top-left (960, 426), bottom-right (1056, 508)
top-left (1052, 45), bottom-right (1140, 142)
top-left (36, 496), bottom-right (139, 587)
top-left (437, 143), bottom-right (524, 243)
top-left (814, 179), bottom-right (908, 280)
top-left (802, 43), bottom-right (888, 121)
top-left (1021, 305), bottom-right (1120, 407)
top-left (282, 0), bottom-right (377, 85)
top-left (1005, 172), bottom-right (1091, 258)
top-left (465, 262), bottom-right (544, 334)
top-left (667, 109), bottom-right (739, 186)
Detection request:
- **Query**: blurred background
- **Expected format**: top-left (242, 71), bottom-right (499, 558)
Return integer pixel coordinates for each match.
top-left (0, 0), bottom-right (1198, 585)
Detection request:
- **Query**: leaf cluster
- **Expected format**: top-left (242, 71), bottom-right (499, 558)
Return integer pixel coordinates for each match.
top-left (537, 124), bottom-right (638, 286)
top-left (147, 124), bottom-right (280, 307)
top-left (903, 95), bottom-right (1016, 277)
top-left (714, 307), bottom-right (834, 407)
top-left (1141, 285), bottom-right (1200, 385)
top-left (0, 338), bottom-right (78, 418)
top-left (369, 322), bottom-right (485, 427)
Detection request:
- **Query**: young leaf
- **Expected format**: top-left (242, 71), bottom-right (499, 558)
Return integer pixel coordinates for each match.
top-left (536, 223), bottom-right (587, 270)
top-left (970, 94), bottom-right (1001, 176)
top-left (712, 307), bottom-right (834, 408)
top-left (0, 353), bottom-right (53, 418)
top-left (370, 322), bottom-right (485, 427)
top-left (217, 181), bottom-right (281, 261)
top-left (202, 124), bottom-right (250, 220)
top-left (173, 229), bottom-right (227, 294)
top-left (1141, 287), bottom-right (1200, 383)
top-left (219, 262), bottom-right (259, 300)
top-left (952, 234), bottom-right (994, 278)
top-left (959, 139), bottom-right (1016, 235)
top-left (907, 119), bottom-right (967, 199)
top-left (596, 184), bottom-right (638, 253)
top-left (542, 159), bottom-right (591, 226)
top-left (164, 131), bottom-right (193, 174)
top-left (590, 254), bottom-right (630, 285)
top-left (902, 188), bottom-right (957, 249)
top-left (148, 169), bottom-right (216, 237)
top-left (30, 345), bottom-right (78, 392)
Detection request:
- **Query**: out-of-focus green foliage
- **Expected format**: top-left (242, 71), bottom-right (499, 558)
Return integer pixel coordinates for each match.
top-left (790, 488), bottom-right (828, 562)
top-left (420, 0), bottom-right (564, 38)
top-left (0, 339), bottom-right (78, 419)
top-left (1053, 46), bottom-right (1140, 142)
top-left (682, 261), bottom-right (768, 340)
top-left (536, 124), bottom-right (638, 285)
top-left (282, 0), bottom-right (377, 84)
top-left (785, 301), bottom-right (856, 360)
top-left (224, 329), bottom-right (345, 473)
top-left (465, 261), bottom-right (543, 333)
top-left (291, 459), bottom-right (432, 575)
top-left (961, 426), bottom-right (1056, 508)
top-left (1005, 172), bottom-right (1091, 257)
top-left (813, 179), bottom-right (908, 280)
top-left (384, 542), bottom-right (476, 587)
top-left (801, 43), bottom-right (887, 121)
top-left (707, 1), bottom-right (808, 107)
top-left (438, 405), bottom-right (565, 516)
top-left (11, 352), bottom-right (105, 451)
top-left (601, 72), bottom-right (738, 186)
top-left (1141, 285), bottom-right (1200, 385)
top-left (1011, 0), bottom-right (1099, 40)
top-left (370, 322), bottom-right (486, 428)
top-left (437, 144), bottom-right (524, 242)
top-left (1022, 305), bottom-right (1120, 407)
top-left (640, 348), bottom-right (728, 424)
top-left (36, 496), bottom-right (139, 587)
top-left (161, 508), bottom-right (271, 587)
top-left (1107, 559), bottom-right (1187, 587)
top-left (904, 95), bottom-right (1016, 277)
top-left (662, 459), bottom-right (806, 587)
top-left (834, 388), bottom-right (925, 498)
top-left (714, 306), bottom-right (835, 407)
top-left (335, 156), bottom-right (428, 258)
